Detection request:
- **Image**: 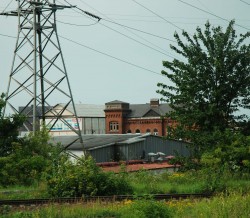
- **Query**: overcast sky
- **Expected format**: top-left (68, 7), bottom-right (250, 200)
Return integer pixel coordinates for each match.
top-left (0, 0), bottom-right (250, 107)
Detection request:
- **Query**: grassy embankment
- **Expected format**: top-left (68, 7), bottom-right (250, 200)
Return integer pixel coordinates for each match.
top-left (1, 169), bottom-right (250, 217)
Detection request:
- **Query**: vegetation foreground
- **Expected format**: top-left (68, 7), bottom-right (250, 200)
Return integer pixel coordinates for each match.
top-left (1, 169), bottom-right (250, 218)
top-left (1, 191), bottom-right (250, 218)
top-left (1, 19), bottom-right (250, 218)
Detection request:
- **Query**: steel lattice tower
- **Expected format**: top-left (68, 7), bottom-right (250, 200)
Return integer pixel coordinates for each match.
top-left (1, 0), bottom-right (85, 154)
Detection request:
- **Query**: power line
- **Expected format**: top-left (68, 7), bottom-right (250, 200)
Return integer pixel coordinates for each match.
top-left (62, 0), bottom-right (177, 58)
top-left (1, 0), bottom-right (14, 13)
top-left (195, 0), bottom-right (212, 13)
top-left (63, 0), bottom-right (101, 21)
top-left (57, 19), bottom-right (99, 26)
top-left (177, 0), bottom-right (250, 31)
top-left (76, 0), bottom-right (179, 54)
top-left (102, 18), bottom-right (176, 43)
top-left (0, 33), bottom-right (16, 38)
top-left (76, 0), bottom-right (175, 42)
top-left (57, 33), bottom-right (162, 76)
top-left (57, 10), bottom-right (175, 42)
top-left (240, 0), bottom-right (250, 6)
top-left (99, 22), bottom-right (175, 58)
top-left (131, 0), bottom-right (183, 31)
top-left (59, 14), bottom-right (174, 58)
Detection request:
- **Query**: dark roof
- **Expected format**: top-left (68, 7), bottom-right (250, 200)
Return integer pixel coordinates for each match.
top-left (128, 103), bottom-right (172, 118)
top-left (105, 100), bottom-right (129, 104)
top-left (51, 134), bottom-right (146, 150)
top-left (19, 101), bottom-right (172, 119)
top-left (19, 106), bottom-right (52, 116)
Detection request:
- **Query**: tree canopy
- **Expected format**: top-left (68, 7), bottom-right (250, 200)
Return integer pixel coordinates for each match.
top-left (0, 93), bottom-right (26, 156)
top-left (157, 20), bottom-right (250, 133)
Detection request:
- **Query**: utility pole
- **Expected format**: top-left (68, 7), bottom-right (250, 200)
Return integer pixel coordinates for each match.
top-left (0, 0), bottom-right (86, 155)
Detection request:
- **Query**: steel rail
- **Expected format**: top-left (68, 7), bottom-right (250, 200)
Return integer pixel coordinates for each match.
top-left (0, 193), bottom-right (212, 206)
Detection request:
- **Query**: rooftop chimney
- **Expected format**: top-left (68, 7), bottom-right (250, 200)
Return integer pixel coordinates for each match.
top-left (150, 98), bottom-right (159, 107)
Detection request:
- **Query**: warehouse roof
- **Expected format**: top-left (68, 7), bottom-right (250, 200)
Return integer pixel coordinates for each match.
top-left (60, 103), bottom-right (105, 117)
top-left (51, 134), bottom-right (148, 150)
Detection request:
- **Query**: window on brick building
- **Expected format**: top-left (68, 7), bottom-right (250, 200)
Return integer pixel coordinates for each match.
top-left (135, 129), bottom-right (140, 134)
top-left (146, 129), bottom-right (151, 133)
top-left (109, 122), bottom-right (119, 132)
top-left (127, 130), bottom-right (131, 133)
top-left (153, 128), bottom-right (158, 135)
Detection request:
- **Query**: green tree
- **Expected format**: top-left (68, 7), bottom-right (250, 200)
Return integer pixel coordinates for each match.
top-left (157, 21), bottom-right (250, 134)
top-left (0, 93), bottom-right (26, 157)
top-left (0, 93), bottom-right (60, 186)
top-left (0, 128), bottom-right (62, 186)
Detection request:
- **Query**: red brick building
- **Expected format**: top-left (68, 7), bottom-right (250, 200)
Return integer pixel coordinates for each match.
top-left (105, 99), bottom-right (174, 136)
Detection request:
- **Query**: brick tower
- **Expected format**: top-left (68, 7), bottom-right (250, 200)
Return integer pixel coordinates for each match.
top-left (104, 100), bottom-right (131, 134)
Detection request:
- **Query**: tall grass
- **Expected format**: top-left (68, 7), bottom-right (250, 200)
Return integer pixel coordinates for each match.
top-left (0, 182), bottom-right (48, 200)
top-left (129, 170), bottom-right (208, 194)
top-left (128, 169), bottom-right (250, 195)
top-left (174, 192), bottom-right (250, 218)
top-left (2, 192), bottom-right (250, 218)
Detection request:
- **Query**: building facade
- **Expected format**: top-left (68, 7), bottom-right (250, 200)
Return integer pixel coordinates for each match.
top-left (21, 99), bottom-right (174, 137)
top-left (105, 99), bottom-right (175, 136)
top-left (44, 103), bottom-right (105, 136)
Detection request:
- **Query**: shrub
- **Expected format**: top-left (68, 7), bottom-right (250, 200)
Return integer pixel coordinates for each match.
top-left (201, 131), bottom-right (250, 174)
top-left (124, 199), bottom-right (173, 218)
top-left (46, 156), bottom-right (133, 197)
top-left (0, 129), bottom-right (59, 186)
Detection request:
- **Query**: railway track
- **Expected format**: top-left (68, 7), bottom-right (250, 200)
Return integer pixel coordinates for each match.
top-left (0, 193), bottom-right (212, 206)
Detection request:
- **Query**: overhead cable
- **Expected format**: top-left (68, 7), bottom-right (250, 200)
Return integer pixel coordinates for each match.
top-left (240, 0), bottom-right (250, 6)
top-left (58, 34), bottom-right (163, 76)
top-left (57, 20), bottom-right (99, 26)
top-left (63, 0), bottom-right (101, 21)
top-left (1, 0), bottom-right (14, 13)
top-left (0, 33), bottom-right (16, 38)
top-left (131, 0), bottom-right (183, 31)
top-left (77, 0), bottom-right (179, 55)
top-left (177, 0), bottom-right (250, 31)
top-left (62, 0), bottom-right (177, 58)
top-left (102, 18), bottom-right (176, 43)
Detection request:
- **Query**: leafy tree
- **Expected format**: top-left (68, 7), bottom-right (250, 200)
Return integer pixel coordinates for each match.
top-left (0, 129), bottom-right (61, 186)
top-left (0, 93), bottom-right (26, 157)
top-left (0, 93), bottom-right (60, 186)
top-left (157, 20), bottom-right (250, 134)
top-left (201, 130), bottom-right (250, 173)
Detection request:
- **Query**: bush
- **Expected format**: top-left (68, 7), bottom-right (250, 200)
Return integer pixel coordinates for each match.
top-left (124, 199), bottom-right (173, 218)
top-left (201, 130), bottom-right (250, 174)
top-left (46, 156), bottom-right (133, 197)
top-left (0, 129), bottom-right (59, 186)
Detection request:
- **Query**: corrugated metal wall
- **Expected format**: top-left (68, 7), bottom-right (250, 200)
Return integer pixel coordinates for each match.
top-left (89, 145), bottom-right (114, 162)
top-left (143, 135), bottom-right (191, 157)
top-left (87, 135), bottom-right (191, 163)
top-left (117, 140), bottom-right (145, 161)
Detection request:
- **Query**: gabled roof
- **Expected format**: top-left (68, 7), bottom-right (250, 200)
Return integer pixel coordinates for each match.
top-left (19, 105), bottom-right (52, 116)
top-left (128, 103), bottom-right (172, 118)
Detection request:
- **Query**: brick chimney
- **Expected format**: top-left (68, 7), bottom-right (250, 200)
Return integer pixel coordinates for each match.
top-left (150, 98), bottom-right (159, 107)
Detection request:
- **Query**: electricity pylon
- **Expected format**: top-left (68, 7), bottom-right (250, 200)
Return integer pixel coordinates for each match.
top-left (0, 0), bottom-right (85, 154)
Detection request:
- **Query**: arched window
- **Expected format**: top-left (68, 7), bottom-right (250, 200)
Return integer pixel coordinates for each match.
top-left (153, 128), bottom-right (158, 135)
top-left (109, 122), bottom-right (119, 132)
top-left (127, 129), bottom-right (131, 134)
top-left (146, 129), bottom-right (151, 133)
top-left (135, 129), bottom-right (140, 134)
